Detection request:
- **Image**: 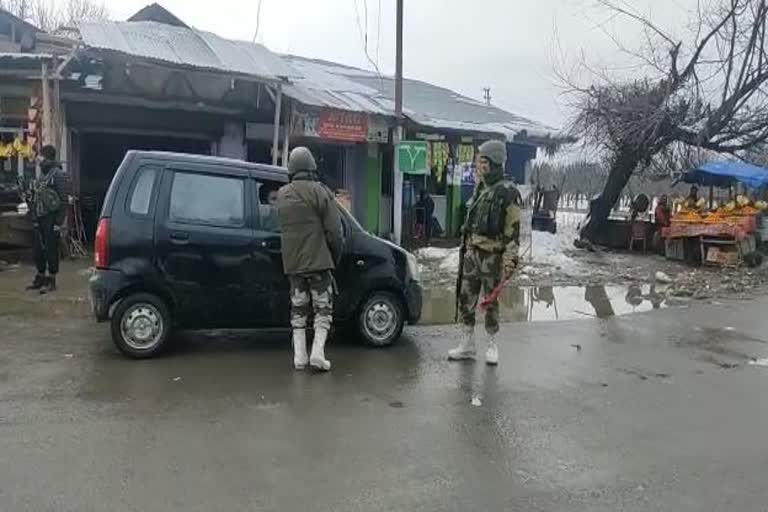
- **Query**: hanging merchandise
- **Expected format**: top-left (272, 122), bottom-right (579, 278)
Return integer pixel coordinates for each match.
top-left (13, 138), bottom-right (36, 160)
top-left (0, 142), bottom-right (13, 159)
top-left (432, 142), bottom-right (449, 184)
top-left (458, 144), bottom-right (475, 164)
top-left (0, 139), bottom-right (35, 160)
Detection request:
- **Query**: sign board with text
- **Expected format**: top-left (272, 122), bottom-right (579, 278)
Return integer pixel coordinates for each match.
top-left (396, 141), bottom-right (429, 175)
top-left (317, 111), bottom-right (368, 142)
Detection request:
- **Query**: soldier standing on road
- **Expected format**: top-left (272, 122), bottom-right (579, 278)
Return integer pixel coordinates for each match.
top-left (448, 140), bottom-right (521, 365)
top-left (277, 147), bottom-right (343, 371)
top-left (26, 144), bottom-right (70, 294)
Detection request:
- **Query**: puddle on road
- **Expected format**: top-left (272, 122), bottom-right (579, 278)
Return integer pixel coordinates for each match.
top-left (420, 284), bottom-right (669, 325)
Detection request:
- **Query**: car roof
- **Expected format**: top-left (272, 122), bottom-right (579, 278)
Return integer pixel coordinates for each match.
top-left (126, 150), bottom-right (289, 181)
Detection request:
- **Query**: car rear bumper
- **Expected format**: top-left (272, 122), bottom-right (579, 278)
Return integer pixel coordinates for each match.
top-left (89, 269), bottom-right (125, 322)
top-left (404, 279), bottom-right (423, 324)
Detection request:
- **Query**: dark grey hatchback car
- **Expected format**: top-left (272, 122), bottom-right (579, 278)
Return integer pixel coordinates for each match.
top-left (89, 151), bottom-right (422, 358)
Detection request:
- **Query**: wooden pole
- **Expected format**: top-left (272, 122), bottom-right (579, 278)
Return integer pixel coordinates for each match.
top-left (282, 99), bottom-right (291, 166)
top-left (52, 76), bottom-right (62, 151)
top-left (271, 84), bottom-right (282, 166)
top-left (41, 60), bottom-right (52, 146)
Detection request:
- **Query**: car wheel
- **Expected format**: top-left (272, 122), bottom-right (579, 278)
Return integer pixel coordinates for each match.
top-left (357, 292), bottom-right (404, 347)
top-left (110, 293), bottom-right (172, 359)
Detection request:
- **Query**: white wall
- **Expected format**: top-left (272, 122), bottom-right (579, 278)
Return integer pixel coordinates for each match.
top-left (216, 121), bottom-right (246, 160)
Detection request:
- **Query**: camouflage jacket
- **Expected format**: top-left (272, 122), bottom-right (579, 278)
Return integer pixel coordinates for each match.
top-left (464, 179), bottom-right (522, 257)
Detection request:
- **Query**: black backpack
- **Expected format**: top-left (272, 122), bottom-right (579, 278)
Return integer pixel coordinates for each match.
top-left (34, 171), bottom-right (62, 218)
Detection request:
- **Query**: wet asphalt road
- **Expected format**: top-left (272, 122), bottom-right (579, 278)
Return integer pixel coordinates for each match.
top-left (2, 264), bottom-right (768, 511)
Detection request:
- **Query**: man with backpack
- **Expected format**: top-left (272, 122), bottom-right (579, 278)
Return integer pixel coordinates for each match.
top-left (27, 145), bottom-right (70, 293)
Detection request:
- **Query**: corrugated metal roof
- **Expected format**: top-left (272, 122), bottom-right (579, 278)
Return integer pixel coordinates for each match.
top-left (78, 21), bottom-right (297, 82)
top-left (282, 56), bottom-right (560, 142)
top-left (73, 20), bottom-right (560, 142)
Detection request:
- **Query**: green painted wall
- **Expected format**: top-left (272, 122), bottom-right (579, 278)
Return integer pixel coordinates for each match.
top-left (365, 145), bottom-right (382, 234)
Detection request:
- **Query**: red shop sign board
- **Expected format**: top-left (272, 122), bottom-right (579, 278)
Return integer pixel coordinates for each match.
top-left (317, 111), bottom-right (368, 142)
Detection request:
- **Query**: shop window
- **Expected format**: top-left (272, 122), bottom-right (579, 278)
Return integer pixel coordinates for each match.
top-left (169, 172), bottom-right (244, 227)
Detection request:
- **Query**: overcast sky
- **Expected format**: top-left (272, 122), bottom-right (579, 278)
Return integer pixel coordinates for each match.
top-left (93, 0), bottom-right (699, 129)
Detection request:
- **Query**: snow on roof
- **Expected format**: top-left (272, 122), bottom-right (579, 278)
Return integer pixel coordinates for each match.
top-left (282, 55), bottom-right (562, 143)
top-left (78, 21), bottom-right (297, 82)
top-left (0, 52), bottom-right (53, 69)
top-left (0, 52), bottom-right (52, 59)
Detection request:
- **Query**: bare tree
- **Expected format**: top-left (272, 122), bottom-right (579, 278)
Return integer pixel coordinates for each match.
top-left (1, 0), bottom-right (108, 31)
top-left (0, 0), bottom-right (33, 20)
top-left (569, 0), bottom-right (768, 242)
top-left (60, 0), bottom-right (107, 27)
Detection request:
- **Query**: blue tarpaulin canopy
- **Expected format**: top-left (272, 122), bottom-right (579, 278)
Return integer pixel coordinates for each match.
top-left (683, 161), bottom-right (768, 189)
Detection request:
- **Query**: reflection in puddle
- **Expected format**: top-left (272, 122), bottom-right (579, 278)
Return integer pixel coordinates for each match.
top-left (420, 284), bottom-right (668, 325)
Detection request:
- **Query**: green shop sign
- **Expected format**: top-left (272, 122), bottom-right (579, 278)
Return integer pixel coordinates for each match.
top-left (396, 141), bottom-right (429, 175)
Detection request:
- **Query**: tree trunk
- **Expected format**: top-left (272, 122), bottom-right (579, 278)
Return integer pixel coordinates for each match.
top-left (580, 149), bottom-right (641, 242)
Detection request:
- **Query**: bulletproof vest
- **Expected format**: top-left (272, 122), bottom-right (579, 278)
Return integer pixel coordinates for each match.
top-left (467, 181), bottom-right (519, 238)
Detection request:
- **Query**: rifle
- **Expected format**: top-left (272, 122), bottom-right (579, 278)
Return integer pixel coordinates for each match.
top-left (454, 232), bottom-right (468, 323)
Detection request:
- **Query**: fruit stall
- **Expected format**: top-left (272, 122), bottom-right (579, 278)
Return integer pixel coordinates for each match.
top-left (662, 161), bottom-right (768, 266)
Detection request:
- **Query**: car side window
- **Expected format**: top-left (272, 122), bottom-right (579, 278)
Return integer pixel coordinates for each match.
top-left (128, 166), bottom-right (159, 215)
top-left (255, 179), bottom-right (283, 232)
top-left (169, 171), bottom-right (245, 227)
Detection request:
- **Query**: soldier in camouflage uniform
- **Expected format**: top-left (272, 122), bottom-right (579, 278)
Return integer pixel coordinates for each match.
top-left (277, 147), bottom-right (343, 371)
top-left (449, 140), bottom-right (521, 365)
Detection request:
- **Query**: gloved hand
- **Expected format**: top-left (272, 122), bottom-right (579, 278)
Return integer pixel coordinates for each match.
top-left (502, 242), bottom-right (519, 275)
top-left (503, 252), bottom-right (518, 275)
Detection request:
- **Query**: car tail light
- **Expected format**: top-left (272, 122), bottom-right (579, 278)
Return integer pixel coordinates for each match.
top-left (94, 218), bottom-right (110, 269)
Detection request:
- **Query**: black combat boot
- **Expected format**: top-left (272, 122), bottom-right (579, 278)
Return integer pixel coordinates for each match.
top-left (26, 274), bottom-right (46, 290)
top-left (39, 275), bottom-right (57, 294)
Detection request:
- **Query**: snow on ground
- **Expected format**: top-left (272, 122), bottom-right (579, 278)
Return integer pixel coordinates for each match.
top-left (415, 209), bottom-right (768, 302)
top-left (416, 211), bottom-right (587, 286)
top-left (523, 224), bottom-right (583, 275)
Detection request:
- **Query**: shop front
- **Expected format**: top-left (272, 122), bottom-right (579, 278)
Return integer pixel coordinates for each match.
top-left (283, 106), bottom-right (390, 234)
top-left (0, 53), bottom-right (57, 249)
top-left (396, 133), bottom-right (481, 244)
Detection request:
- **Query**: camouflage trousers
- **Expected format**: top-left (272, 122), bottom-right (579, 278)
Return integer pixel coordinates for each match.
top-left (289, 271), bottom-right (334, 331)
top-left (458, 247), bottom-right (503, 335)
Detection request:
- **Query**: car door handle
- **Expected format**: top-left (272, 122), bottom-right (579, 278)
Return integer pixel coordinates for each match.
top-left (261, 239), bottom-right (281, 251)
top-left (170, 232), bottom-right (189, 245)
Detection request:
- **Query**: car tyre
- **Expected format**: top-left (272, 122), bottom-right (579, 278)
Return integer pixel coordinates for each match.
top-left (111, 293), bottom-right (172, 359)
top-left (357, 292), bottom-right (404, 347)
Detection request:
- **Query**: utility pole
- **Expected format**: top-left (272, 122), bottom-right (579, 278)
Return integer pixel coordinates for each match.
top-left (483, 88), bottom-right (491, 106)
top-left (395, 0), bottom-right (403, 122)
top-left (393, 0), bottom-right (404, 245)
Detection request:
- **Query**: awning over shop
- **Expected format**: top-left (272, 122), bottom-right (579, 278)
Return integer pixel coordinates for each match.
top-left (683, 161), bottom-right (768, 189)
